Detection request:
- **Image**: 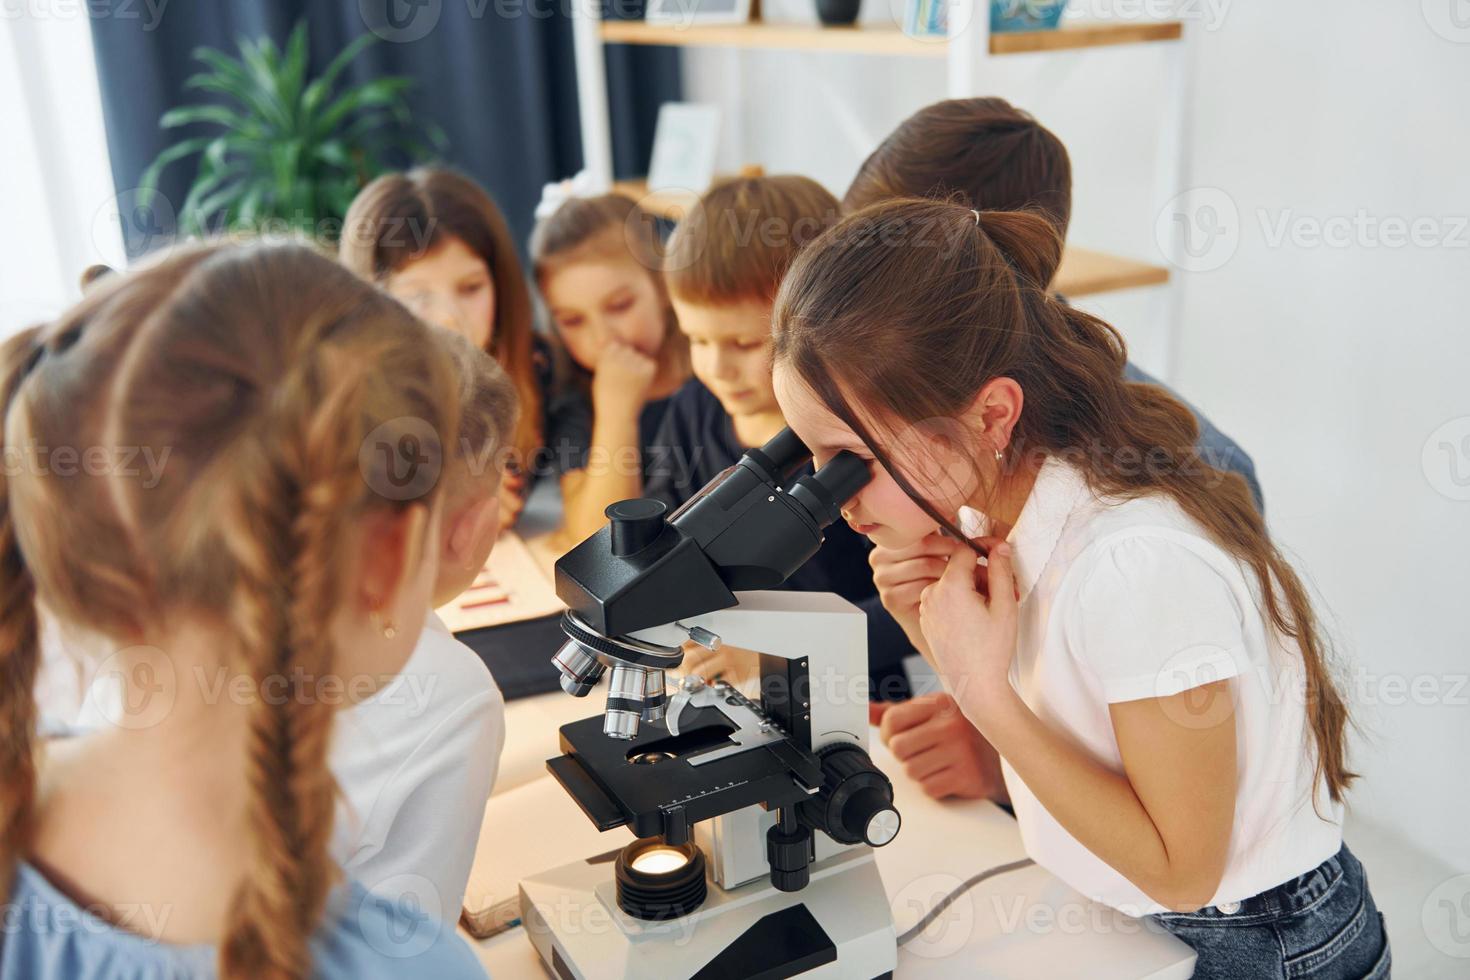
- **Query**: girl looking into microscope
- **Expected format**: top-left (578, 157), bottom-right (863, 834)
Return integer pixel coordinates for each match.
top-left (770, 199), bottom-right (1390, 979)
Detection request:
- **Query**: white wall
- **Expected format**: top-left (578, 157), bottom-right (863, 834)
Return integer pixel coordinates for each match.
top-left (684, 0), bottom-right (1470, 873)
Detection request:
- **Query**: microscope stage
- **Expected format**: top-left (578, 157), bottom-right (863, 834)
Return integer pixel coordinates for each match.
top-left (549, 705), bottom-right (825, 842)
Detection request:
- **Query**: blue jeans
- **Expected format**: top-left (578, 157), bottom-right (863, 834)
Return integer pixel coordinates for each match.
top-left (1151, 845), bottom-right (1390, 979)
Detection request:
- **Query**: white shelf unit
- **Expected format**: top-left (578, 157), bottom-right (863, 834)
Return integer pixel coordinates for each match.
top-left (568, 5), bottom-right (1192, 360)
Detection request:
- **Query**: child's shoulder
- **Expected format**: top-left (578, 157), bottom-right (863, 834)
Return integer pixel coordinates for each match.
top-left (651, 377), bottom-right (730, 449)
top-left (1058, 481), bottom-right (1248, 603)
top-left (410, 614), bottom-right (504, 708)
top-left (313, 878), bottom-right (489, 979)
top-left (1, 863), bottom-right (486, 980)
top-left (666, 376), bottom-right (724, 416)
top-left (337, 616), bottom-right (501, 746)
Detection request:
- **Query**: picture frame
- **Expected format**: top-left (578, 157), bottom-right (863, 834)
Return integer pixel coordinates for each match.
top-left (645, 102), bottom-right (722, 196)
top-left (646, 0), bottom-right (753, 27)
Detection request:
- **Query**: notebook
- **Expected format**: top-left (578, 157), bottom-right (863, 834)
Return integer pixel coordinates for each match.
top-left (436, 530), bottom-right (564, 633)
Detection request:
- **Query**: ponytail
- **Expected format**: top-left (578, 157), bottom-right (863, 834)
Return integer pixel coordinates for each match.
top-left (775, 198), bottom-right (1355, 805)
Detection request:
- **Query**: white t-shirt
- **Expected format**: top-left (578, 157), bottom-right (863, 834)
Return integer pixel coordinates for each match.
top-left (960, 456), bottom-right (1342, 916)
top-left (332, 613), bottom-right (504, 918)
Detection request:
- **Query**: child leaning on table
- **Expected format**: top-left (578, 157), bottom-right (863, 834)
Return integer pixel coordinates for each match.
top-left (332, 327), bottom-right (518, 917)
top-left (530, 191), bottom-right (690, 544)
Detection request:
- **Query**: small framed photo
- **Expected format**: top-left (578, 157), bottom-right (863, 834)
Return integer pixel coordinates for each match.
top-left (646, 0), bottom-right (753, 26)
top-left (646, 103), bottom-right (722, 195)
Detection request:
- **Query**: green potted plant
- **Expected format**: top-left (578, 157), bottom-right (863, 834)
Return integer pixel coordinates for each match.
top-left (139, 21), bottom-right (444, 240)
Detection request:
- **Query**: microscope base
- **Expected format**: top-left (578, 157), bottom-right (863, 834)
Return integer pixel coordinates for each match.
top-left (518, 845), bottom-right (897, 979)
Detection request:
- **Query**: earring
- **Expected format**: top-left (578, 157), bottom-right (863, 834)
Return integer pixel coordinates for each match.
top-left (994, 448), bottom-right (1004, 463)
top-left (372, 611), bottom-right (397, 640)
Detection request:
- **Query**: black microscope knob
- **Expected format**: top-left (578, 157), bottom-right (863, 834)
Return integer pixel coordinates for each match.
top-left (766, 820), bottom-right (812, 893)
top-left (800, 744), bottom-right (902, 848)
top-left (606, 498), bottom-right (668, 556)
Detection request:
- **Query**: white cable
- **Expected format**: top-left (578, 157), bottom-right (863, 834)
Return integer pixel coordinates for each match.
top-left (896, 857), bottom-right (1036, 947)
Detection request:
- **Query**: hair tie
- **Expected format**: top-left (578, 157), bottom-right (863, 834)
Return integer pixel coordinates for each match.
top-left (971, 209), bottom-right (981, 226)
top-left (535, 169), bottom-right (599, 220)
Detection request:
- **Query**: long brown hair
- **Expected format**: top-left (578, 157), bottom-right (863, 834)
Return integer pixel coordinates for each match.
top-left (773, 199), bottom-right (1354, 805)
top-left (664, 175), bottom-right (841, 306)
top-left (1, 242), bottom-right (462, 978)
top-left (844, 97), bottom-right (1073, 241)
top-left (340, 167), bottom-right (541, 475)
top-left (529, 192), bottom-right (690, 394)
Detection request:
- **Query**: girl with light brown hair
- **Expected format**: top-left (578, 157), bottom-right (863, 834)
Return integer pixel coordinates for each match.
top-left (772, 200), bottom-right (1388, 978)
top-left (530, 192), bottom-right (690, 542)
top-left (0, 242), bottom-right (487, 979)
top-left (341, 167), bottom-right (543, 526)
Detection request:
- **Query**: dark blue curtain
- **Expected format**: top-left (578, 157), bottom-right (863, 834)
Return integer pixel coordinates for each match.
top-left (88, 0), bottom-right (679, 256)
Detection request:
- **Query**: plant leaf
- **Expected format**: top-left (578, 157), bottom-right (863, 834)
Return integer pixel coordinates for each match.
top-left (279, 20), bottom-right (310, 117)
top-left (313, 139), bottom-right (354, 169)
top-left (188, 46), bottom-right (290, 133)
top-left (179, 167), bottom-right (251, 233)
top-left (301, 32), bottom-right (378, 119)
top-left (160, 103), bottom-right (259, 135)
top-left (183, 72), bottom-right (282, 129)
top-left (137, 136), bottom-right (217, 203)
top-left (314, 77), bottom-right (414, 139)
top-left (236, 35), bottom-right (293, 132)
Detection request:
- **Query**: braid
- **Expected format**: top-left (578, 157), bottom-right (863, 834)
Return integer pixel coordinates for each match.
top-left (220, 366), bottom-right (365, 980)
top-left (0, 329), bottom-right (43, 902)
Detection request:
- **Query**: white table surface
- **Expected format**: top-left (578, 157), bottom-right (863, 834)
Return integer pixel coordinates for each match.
top-left (468, 692), bottom-right (1196, 979)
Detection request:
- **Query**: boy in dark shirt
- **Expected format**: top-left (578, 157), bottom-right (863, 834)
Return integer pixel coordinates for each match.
top-left (646, 175), bottom-right (915, 695)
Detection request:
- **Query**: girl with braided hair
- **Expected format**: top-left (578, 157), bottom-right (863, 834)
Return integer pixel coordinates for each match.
top-left (771, 200), bottom-right (1389, 978)
top-left (0, 242), bottom-right (487, 978)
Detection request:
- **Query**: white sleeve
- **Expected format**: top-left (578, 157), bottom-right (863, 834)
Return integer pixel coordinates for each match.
top-left (1065, 534), bottom-right (1249, 704)
top-left (345, 688), bottom-right (504, 917)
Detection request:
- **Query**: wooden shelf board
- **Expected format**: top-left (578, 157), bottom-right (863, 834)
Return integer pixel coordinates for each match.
top-left (612, 180), bottom-right (1169, 298)
top-left (991, 19), bottom-right (1181, 53)
top-left (601, 20), bottom-right (945, 57)
top-left (599, 19), bottom-right (1180, 57)
top-left (1053, 245), bottom-right (1170, 297)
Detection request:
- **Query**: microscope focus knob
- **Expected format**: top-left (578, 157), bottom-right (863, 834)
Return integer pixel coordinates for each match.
top-left (800, 744), bottom-right (902, 848)
top-left (606, 498), bottom-right (668, 557)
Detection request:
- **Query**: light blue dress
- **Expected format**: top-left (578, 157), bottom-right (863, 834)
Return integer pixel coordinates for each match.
top-left (0, 861), bottom-right (487, 979)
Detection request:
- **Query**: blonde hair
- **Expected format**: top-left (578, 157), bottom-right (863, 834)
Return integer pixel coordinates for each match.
top-left (665, 175), bottom-right (841, 306)
top-left (436, 327), bottom-right (520, 499)
top-left (0, 241), bottom-right (463, 978)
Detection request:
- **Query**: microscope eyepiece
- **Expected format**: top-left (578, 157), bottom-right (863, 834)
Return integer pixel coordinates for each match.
top-left (743, 427), bottom-right (810, 483)
top-left (788, 451), bottom-right (870, 529)
top-left (550, 428), bottom-right (875, 702)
